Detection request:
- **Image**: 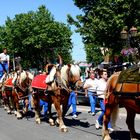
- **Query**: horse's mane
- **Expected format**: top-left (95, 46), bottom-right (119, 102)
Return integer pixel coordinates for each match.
top-left (105, 72), bottom-right (121, 99)
top-left (60, 64), bottom-right (81, 87)
top-left (20, 70), bottom-right (34, 82)
top-left (71, 64), bottom-right (81, 77)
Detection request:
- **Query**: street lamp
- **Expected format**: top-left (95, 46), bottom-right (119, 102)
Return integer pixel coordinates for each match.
top-left (121, 26), bottom-right (138, 38)
top-left (120, 26), bottom-right (140, 63)
top-left (120, 26), bottom-right (138, 45)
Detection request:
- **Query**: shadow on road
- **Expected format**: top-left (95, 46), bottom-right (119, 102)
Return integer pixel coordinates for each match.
top-left (110, 131), bottom-right (140, 140)
top-left (110, 131), bottom-right (130, 140)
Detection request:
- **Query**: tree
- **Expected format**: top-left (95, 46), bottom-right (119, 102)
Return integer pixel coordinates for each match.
top-left (0, 5), bottom-right (73, 69)
top-left (68, 0), bottom-right (140, 63)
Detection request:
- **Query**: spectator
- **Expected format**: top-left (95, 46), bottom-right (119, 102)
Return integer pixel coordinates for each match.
top-left (67, 91), bottom-right (78, 119)
top-left (83, 72), bottom-right (98, 116)
top-left (28, 94), bottom-right (48, 116)
top-left (39, 99), bottom-right (48, 116)
top-left (95, 70), bottom-right (114, 131)
top-left (0, 48), bottom-right (10, 73)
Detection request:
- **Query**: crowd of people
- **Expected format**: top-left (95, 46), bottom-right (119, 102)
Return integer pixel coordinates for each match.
top-left (82, 67), bottom-right (114, 131)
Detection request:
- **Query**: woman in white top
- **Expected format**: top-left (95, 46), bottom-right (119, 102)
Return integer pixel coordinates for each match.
top-left (83, 72), bottom-right (98, 116)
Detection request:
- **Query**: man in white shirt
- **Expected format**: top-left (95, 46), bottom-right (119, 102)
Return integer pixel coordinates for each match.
top-left (83, 72), bottom-right (98, 116)
top-left (95, 70), bottom-right (113, 132)
top-left (0, 48), bottom-right (10, 73)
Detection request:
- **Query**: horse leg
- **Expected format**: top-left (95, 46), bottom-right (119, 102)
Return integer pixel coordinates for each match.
top-left (6, 96), bottom-right (12, 114)
top-left (12, 91), bottom-right (22, 119)
top-left (102, 93), bottom-right (117, 140)
top-left (54, 101), bottom-right (68, 132)
top-left (125, 108), bottom-right (138, 140)
top-left (32, 93), bottom-right (41, 124)
top-left (22, 98), bottom-right (29, 115)
top-left (48, 102), bottom-right (55, 126)
top-left (2, 91), bottom-right (8, 110)
top-left (2, 91), bottom-right (12, 114)
top-left (102, 103), bottom-right (112, 140)
top-left (62, 94), bottom-right (69, 118)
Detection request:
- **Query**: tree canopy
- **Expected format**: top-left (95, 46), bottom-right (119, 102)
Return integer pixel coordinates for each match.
top-left (68, 0), bottom-right (140, 64)
top-left (0, 5), bottom-right (73, 69)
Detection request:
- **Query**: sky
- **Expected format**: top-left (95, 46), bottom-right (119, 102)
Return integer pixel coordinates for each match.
top-left (0, 0), bottom-right (86, 62)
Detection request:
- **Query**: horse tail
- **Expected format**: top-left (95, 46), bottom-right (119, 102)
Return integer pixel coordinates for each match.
top-left (105, 73), bottom-right (119, 129)
top-left (111, 103), bottom-right (119, 128)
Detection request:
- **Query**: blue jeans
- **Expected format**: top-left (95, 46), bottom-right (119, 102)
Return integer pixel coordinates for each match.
top-left (67, 91), bottom-right (77, 115)
top-left (2, 62), bottom-right (8, 72)
top-left (88, 91), bottom-right (97, 113)
top-left (0, 63), bottom-right (4, 79)
top-left (39, 99), bottom-right (48, 115)
top-left (98, 98), bottom-right (112, 128)
top-left (28, 94), bottom-right (48, 115)
top-left (28, 94), bottom-right (32, 111)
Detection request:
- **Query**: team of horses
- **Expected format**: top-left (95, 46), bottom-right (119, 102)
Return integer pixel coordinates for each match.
top-left (0, 62), bottom-right (140, 139)
top-left (0, 63), bottom-right (83, 132)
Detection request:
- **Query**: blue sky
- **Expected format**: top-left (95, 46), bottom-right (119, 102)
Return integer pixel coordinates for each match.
top-left (0, 0), bottom-right (86, 62)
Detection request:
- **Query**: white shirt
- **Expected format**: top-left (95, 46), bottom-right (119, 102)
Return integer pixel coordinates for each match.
top-left (97, 78), bottom-right (107, 99)
top-left (0, 53), bottom-right (10, 62)
top-left (83, 78), bottom-right (99, 92)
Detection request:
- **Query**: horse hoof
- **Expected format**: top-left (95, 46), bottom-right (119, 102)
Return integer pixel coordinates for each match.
top-left (61, 128), bottom-right (68, 132)
top-left (49, 122), bottom-right (55, 126)
top-left (7, 111), bottom-right (12, 114)
top-left (4, 106), bottom-right (7, 110)
top-left (36, 121), bottom-right (41, 124)
top-left (17, 117), bottom-right (22, 120)
top-left (55, 121), bottom-right (59, 127)
top-left (49, 118), bottom-right (55, 126)
top-left (35, 119), bottom-right (41, 124)
top-left (131, 138), bottom-right (139, 140)
top-left (14, 112), bottom-right (17, 116)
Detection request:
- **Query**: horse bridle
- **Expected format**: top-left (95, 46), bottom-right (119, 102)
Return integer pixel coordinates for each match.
top-left (15, 71), bottom-right (30, 94)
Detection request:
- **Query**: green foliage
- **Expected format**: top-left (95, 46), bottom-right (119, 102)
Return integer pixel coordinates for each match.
top-left (68, 0), bottom-right (140, 63)
top-left (0, 5), bottom-right (73, 69)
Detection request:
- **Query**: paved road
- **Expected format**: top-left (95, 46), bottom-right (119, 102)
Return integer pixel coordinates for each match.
top-left (0, 105), bottom-right (140, 140)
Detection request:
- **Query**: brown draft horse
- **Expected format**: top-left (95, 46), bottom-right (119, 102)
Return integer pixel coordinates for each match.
top-left (31, 64), bottom-right (83, 132)
top-left (0, 72), bottom-right (15, 113)
top-left (102, 66), bottom-right (140, 140)
top-left (3, 70), bottom-right (34, 119)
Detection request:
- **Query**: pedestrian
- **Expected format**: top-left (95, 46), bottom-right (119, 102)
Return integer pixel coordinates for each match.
top-left (0, 48), bottom-right (10, 73)
top-left (83, 72), bottom-right (98, 116)
top-left (28, 94), bottom-right (48, 116)
top-left (39, 99), bottom-right (48, 116)
top-left (95, 69), bottom-right (114, 131)
top-left (67, 90), bottom-right (78, 119)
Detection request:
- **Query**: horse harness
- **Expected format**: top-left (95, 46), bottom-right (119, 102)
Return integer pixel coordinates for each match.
top-left (113, 67), bottom-right (140, 98)
top-left (13, 71), bottom-right (30, 99)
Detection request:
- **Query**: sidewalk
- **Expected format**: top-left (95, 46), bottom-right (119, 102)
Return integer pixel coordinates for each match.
top-left (76, 105), bottom-right (140, 120)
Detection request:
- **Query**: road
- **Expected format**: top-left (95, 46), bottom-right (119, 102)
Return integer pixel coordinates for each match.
top-left (0, 105), bottom-right (140, 140)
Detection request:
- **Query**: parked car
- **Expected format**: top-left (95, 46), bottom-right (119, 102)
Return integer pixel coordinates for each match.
top-left (76, 89), bottom-right (89, 105)
top-left (76, 89), bottom-right (100, 107)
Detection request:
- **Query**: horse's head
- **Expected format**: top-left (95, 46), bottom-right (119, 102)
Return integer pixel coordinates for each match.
top-left (18, 70), bottom-right (34, 90)
top-left (61, 64), bottom-right (83, 90)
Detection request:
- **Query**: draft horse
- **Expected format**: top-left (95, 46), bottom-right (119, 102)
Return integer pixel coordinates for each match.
top-left (102, 66), bottom-right (140, 140)
top-left (3, 70), bottom-right (34, 119)
top-left (1, 72), bottom-right (15, 113)
top-left (31, 64), bottom-right (82, 132)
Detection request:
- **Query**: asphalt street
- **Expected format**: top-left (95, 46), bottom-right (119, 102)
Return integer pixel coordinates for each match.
top-left (0, 105), bottom-right (140, 140)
